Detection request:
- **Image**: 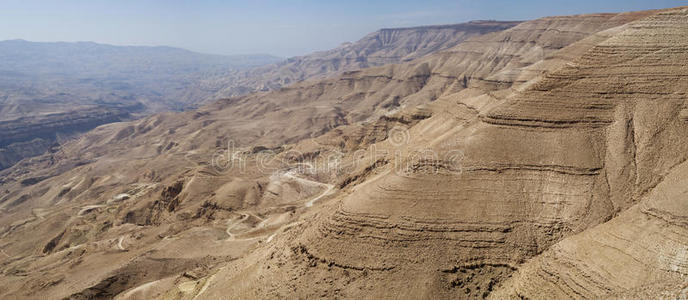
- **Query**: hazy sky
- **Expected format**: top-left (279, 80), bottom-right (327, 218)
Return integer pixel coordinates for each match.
top-left (0, 0), bottom-right (684, 57)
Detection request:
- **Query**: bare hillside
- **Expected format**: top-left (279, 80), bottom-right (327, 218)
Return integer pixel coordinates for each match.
top-left (1, 7), bottom-right (687, 300)
top-left (202, 21), bottom-right (521, 100)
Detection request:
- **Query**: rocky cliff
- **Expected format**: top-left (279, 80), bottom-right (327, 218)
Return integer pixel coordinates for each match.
top-left (203, 21), bottom-right (521, 100)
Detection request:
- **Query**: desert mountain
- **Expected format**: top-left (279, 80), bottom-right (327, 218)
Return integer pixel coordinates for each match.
top-left (0, 21), bottom-right (516, 172)
top-left (1, 7), bottom-right (687, 300)
top-left (203, 21), bottom-right (521, 100)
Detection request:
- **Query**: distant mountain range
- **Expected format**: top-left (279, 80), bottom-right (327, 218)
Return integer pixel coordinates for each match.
top-left (0, 39), bottom-right (281, 119)
top-left (0, 21), bottom-right (519, 171)
top-left (0, 40), bottom-right (281, 169)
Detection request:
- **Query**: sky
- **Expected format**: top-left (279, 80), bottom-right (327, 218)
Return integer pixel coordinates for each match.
top-left (0, 0), bottom-right (685, 57)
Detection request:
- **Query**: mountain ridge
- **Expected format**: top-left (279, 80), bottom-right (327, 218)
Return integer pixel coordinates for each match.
top-left (0, 21), bottom-right (518, 172)
top-left (1, 7), bottom-right (687, 299)
top-left (204, 20), bottom-right (522, 100)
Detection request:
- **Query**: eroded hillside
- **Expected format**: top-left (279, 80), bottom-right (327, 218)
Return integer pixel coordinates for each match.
top-left (202, 21), bottom-right (521, 100)
top-left (1, 7), bottom-right (687, 300)
top-left (0, 21), bottom-right (515, 172)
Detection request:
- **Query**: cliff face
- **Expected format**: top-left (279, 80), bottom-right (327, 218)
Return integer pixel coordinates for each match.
top-left (489, 8), bottom-right (688, 298)
top-left (1, 7), bottom-right (687, 300)
top-left (203, 21), bottom-right (522, 100)
top-left (0, 106), bottom-right (139, 170)
top-left (0, 107), bottom-right (136, 147)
